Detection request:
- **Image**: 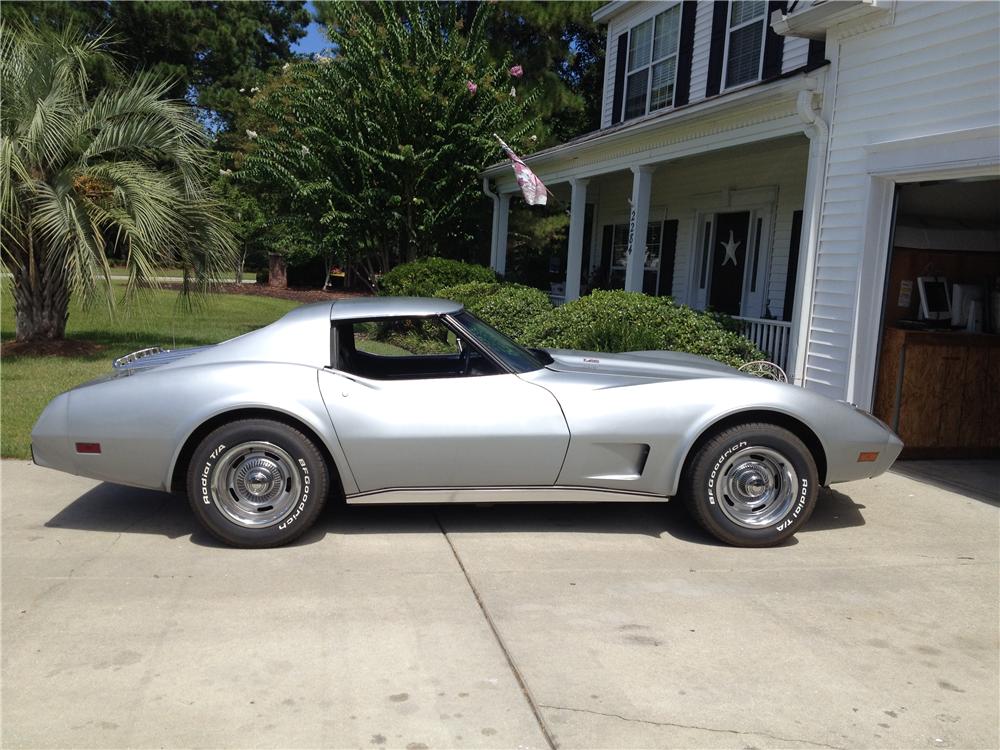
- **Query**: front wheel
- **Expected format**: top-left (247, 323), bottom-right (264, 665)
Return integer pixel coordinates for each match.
top-left (681, 422), bottom-right (818, 547)
top-left (186, 419), bottom-right (330, 548)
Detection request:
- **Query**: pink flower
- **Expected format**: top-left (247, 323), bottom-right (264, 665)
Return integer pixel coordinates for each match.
top-left (509, 65), bottom-right (524, 78)
top-left (466, 80), bottom-right (478, 94)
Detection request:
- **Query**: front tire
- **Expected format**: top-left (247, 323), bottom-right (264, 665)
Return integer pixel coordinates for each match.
top-left (186, 419), bottom-right (329, 548)
top-left (682, 422), bottom-right (818, 547)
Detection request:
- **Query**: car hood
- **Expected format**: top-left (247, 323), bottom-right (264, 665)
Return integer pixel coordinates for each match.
top-left (540, 349), bottom-right (744, 381)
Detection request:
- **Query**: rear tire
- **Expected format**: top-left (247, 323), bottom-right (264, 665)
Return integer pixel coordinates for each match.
top-left (682, 422), bottom-right (818, 547)
top-left (186, 419), bottom-right (329, 548)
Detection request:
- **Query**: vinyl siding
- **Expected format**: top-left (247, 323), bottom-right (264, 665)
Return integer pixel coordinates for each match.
top-left (802, 0), bottom-right (1000, 399)
top-left (688, 0), bottom-right (715, 104)
top-left (781, 36), bottom-right (809, 74)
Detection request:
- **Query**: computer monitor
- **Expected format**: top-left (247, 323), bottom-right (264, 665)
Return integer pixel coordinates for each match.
top-left (917, 276), bottom-right (950, 321)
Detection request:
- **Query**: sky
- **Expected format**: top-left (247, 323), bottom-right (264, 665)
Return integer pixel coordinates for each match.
top-left (290, 2), bottom-right (331, 56)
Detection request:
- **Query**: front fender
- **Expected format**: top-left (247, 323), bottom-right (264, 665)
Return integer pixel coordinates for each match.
top-left (664, 379), bottom-right (901, 494)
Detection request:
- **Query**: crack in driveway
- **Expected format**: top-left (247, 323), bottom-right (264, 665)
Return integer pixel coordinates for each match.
top-left (538, 704), bottom-right (845, 749)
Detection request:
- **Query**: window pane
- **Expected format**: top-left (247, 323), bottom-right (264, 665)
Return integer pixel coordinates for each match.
top-left (623, 68), bottom-right (649, 119)
top-left (453, 311), bottom-right (542, 374)
top-left (645, 223), bottom-right (662, 271)
top-left (652, 7), bottom-right (680, 60)
top-left (730, 0), bottom-right (765, 27)
top-left (627, 19), bottom-right (653, 71)
top-left (649, 57), bottom-right (676, 111)
top-left (726, 20), bottom-right (764, 87)
top-left (353, 318), bottom-right (458, 356)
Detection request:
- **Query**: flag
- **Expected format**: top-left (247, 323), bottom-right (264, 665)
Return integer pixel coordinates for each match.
top-left (494, 134), bottom-right (547, 206)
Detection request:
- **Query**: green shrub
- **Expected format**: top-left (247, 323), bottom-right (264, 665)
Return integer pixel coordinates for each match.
top-left (521, 290), bottom-right (763, 367)
top-left (435, 282), bottom-right (553, 341)
top-left (378, 257), bottom-right (497, 298)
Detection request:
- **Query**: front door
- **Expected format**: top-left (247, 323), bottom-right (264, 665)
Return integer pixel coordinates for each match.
top-left (708, 211), bottom-right (750, 314)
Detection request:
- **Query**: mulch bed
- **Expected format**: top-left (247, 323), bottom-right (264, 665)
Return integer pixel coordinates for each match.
top-left (159, 283), bottom-right (372, 303)
top-left (1, 339), bottom-right (107, 358)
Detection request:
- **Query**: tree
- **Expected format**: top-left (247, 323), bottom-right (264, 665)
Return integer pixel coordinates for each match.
top-left (240, 1), bottom-right (538, 289)
top-left (211, 175), bottom-right (269, 283)
top-left (476, 1), bottom-right (607, 143)
top-left (11, 1), bottom-right (310, 139)
top-left (0, 22), bottom-right (236, 342)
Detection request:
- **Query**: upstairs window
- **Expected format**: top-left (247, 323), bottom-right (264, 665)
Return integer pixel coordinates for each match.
top-left (622, 5), bottom-right (682, 121)
top-left (725, 1), bottom-right (766, 88)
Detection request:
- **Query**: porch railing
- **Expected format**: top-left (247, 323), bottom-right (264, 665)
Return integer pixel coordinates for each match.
top-left (735, 316), bottom-right (792, 371)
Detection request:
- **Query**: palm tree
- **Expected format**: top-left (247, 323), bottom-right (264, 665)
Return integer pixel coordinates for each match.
top-left (0, 22), bottom-right (236, 343)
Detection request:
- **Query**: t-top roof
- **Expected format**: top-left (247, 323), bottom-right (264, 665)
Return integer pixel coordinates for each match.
top-left (330, 296), bottom-right (463, 321)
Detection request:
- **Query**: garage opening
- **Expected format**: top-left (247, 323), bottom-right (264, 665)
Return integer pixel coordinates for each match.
top-left (872, 177), bottom-right (1000, 472)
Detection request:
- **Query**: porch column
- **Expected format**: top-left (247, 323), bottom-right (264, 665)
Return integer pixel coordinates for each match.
top-left (564, 178), bottom-right (590, 301)
top-left (624, 165), bottom-right (655, 292)
top-left (493, 192), bottom-right (511, 277)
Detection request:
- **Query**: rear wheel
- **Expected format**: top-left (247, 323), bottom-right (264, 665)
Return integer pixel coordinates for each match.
top-left (682, 422), bottom-right (818, 547)
top-left (186, 419), bottom-right (329, 548)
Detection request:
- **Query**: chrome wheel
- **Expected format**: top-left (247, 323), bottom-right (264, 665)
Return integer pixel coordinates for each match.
top-left (210, 441), bottom-right (302, 528)
top-left (716, 446), bottom-right (798, 529)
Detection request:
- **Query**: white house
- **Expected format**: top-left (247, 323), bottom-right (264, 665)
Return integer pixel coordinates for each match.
top-left (482, 0), bottom-right (1000, 447)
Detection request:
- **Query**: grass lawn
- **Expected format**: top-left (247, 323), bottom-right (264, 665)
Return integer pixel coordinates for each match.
top-left (1, 287), bottom-right (299, 459)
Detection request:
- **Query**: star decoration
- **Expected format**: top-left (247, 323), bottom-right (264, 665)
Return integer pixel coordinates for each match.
top-left (720, 230), bottom-right (741, 267)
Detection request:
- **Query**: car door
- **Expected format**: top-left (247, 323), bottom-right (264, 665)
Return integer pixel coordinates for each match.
top-left (317, 316), bottom-right (569, 493)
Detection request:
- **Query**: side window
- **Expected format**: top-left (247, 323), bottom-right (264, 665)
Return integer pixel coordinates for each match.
top-left (353, 317), bottom-right (458, 357)
top-left (337, 317), bottom-right (501, 380)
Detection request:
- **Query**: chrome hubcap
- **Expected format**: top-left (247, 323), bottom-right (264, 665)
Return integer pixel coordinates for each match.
top-left (716, 446), bottom-right (798, 529)
top-left (210, 442), bottom-right (301, 528)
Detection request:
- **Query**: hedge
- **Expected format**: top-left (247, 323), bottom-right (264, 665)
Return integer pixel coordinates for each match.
top-left (521, 290), bottom-right (763, 367)
top-left (435, 281), bottom-right (553, 341)
top-left (378, 257), bottom-right (497, 298)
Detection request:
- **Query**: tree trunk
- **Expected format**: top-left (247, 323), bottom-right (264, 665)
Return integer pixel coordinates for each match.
top-left (268, 253), bottom-right (287, 289)
top-left (12, 256), bottom-right (71, 342)
top-left (234, 242), bottom-right (247, 284)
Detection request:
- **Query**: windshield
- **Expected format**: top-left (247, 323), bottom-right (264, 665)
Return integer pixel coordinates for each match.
top-left (451, 310), bottom-right (545, 373)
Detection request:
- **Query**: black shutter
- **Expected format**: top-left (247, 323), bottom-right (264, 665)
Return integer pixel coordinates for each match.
top-left (611, 32), bottom-right (629, 125)
top-left (705, 1), bottom-right (729, 97)
top-left (762, 1), bottom-right (787, 80)
top-left (600, 225), bottom-right (614, 283)
top-left (806, 39), bottom-right (827, 70)
top-left (782, 210), bottom-right (803, 321)
top-left (673, 2), bottom-right (698, 107)
top-left (657, 220), bottom-right (679, 298)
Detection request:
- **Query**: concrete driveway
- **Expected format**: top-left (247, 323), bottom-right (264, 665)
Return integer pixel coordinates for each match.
top-left (2, 460), bottom-right (997, 749)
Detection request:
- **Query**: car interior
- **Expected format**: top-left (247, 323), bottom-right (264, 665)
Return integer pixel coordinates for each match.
top-left (333, 317), bottom-right (502, 380)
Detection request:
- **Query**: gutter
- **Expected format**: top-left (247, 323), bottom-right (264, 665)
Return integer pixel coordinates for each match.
top-left (786, 78), bottom-right (831, 386)
top-left (770, 0), bottom-right (887, 40)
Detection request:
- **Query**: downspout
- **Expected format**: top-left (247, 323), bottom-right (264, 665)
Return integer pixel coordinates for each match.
top-left (483, 177), bottom-right (501, 271)
top-left (787, 77), bottom-right (830, 386)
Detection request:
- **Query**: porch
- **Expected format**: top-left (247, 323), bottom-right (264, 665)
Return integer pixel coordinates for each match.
top-left (486, 128), bottom-right (816, 372)
top-left (484, 73), bottom-right (827, 378)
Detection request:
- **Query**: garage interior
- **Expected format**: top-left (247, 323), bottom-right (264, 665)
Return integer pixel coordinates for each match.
top-left (873, 177), bottom-right (1000, 462)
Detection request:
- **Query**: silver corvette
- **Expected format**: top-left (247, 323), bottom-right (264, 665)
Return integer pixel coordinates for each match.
top-left (32, 297), bottom-right (902, 548)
